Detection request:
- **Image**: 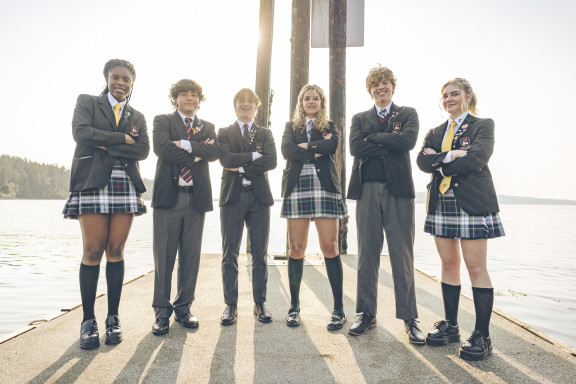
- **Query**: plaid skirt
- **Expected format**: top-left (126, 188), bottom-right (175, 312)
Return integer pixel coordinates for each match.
top-left (281, 163), bottom-right (345, 219)
top-left (424, 189), bottom-right (504, 239)
top-left (62, 160), bottom-right (147, 220)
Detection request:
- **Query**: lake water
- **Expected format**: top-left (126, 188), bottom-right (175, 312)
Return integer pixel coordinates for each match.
top-left (1, 200), bottom-right (575, 349)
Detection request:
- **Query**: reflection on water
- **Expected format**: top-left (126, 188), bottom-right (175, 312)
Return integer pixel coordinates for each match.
top-left (0, 200), bottom-right (575, 348)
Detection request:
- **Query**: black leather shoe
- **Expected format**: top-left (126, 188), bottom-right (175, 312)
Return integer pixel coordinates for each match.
top-left (405, 319), bottom-right (426, 345)
top-left (175, 313), bottom-right (199, 329)
top-left (427, 320), bottom-right (461, 346)
top-left (327, 310), bottom-right (346, 331)
top-left (459, 330), bottom-right (492, 361)
top-left (348, 314), bottom-right (376, 336)
top-left (286, 308), bottom-right (301, 327)
top-left (105, 315), bottom-right (122, 345)
top-left (152, 317), bottom-right (170, 335)
top-left (221, 305), bottom-right (238, 326)
top-left (80, 318), bottom-right (100, 350)
top-left (254, 303), bottom-right (272, 323)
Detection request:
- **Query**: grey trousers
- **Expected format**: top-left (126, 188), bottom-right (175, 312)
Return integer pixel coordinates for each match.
top-left (355, 181), bottom-right (418, 320)
top-left (152, 191), bottom-right (205, 318)
top-left (221, 190), bottom-right (270, 306)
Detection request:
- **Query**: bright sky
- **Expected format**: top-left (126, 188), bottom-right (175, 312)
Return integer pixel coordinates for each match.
top-left (1, 0), bottom-right (575, 200)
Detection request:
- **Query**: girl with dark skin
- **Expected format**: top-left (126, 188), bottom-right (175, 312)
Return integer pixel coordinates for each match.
top-left (63, 59), bottom-right (149, 350)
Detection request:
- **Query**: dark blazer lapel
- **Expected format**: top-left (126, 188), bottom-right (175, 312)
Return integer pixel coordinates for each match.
top-left (453, 114), bottom-right (476, 148)
top-left (118, 104), bottom-right (132, 132)
top-left (365, 107), bottom-right (380, 134)
top-left (232, 122), bottom-right (244, 151)
top-left (170, 111), bottom-right (188, 139)
top-left (98, 94), bottom-right (116, 130)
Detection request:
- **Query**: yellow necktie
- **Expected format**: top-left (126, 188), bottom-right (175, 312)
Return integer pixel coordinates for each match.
top-left (113, 103), bottom-right (122, 126)
top-left (439, 121), bottom-right (458, 194)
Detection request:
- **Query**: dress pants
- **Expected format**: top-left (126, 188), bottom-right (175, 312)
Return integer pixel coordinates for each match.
top-left (153, 191), bottom-right (205, 318)
top-left (355, 181), bottom-right (418, 320)
top-left (221, 189), bottom-right (270, 305)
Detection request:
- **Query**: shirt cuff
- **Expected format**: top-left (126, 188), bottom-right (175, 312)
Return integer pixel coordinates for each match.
top-left (251, 152), bottom-right (260, 161)
top-left (180, 140), bottom-right (192, 153)
top-left (439, 167), bottom-right (446, 177)
top-left (443, 151), bottom-right (452, 163)
top-left (238, 166), bottom-right (245, 173)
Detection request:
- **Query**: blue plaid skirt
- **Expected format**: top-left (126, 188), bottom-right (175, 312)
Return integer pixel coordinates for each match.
top-left (62, 160), bottom-right (147, 220)
top-left (281, 163), bottom-right (345, 219)
top-left (424, 189), bottom-right (504, 239)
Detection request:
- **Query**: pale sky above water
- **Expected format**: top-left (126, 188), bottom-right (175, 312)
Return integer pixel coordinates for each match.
top-left (1, 0), bottom-right (575, 200)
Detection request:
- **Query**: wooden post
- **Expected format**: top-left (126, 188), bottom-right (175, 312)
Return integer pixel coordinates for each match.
top-left (329, 0), bottom-right (348, 254)
top-left (250, 0), bottom-right (275, 256)
top-left (283, 0), bottom-right (311, 259)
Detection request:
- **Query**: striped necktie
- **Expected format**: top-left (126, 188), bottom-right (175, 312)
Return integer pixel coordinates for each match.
top-left (439, 121), bottom-right (458, 194)
top-left (180, 117), bottom-right (193, 183)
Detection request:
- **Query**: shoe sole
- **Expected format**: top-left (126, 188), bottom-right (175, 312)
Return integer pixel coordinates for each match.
top-left (152, 328), bottom-right (169, 336)
top-left (459, 346), bottom-right (493, 361)
top-left (327, 319), bottom-right (346, 331)
top-left (348, 322), bottom-right (376, 336)
top-left (221, 319), bottom-right (237, 326)
top-left (80, 339), bottom-right (100, 350)
top-left (409, 338), bottom-right (426, 346)
top-left (426, 334), bottom-right (461, 346)
top-left (175, 318), bottom-right (199, 329)
top-left (105, 334), bottom-right (122, 345)
top-left (286, 320), bottom-right (301, 327)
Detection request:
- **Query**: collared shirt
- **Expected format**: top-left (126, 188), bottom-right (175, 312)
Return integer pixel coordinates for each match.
top-left (305, 117), bottom-right (315, 141)
top-left (177, 110), bottom-right (197, 187)
top-left (439, 111), bottom-right (469, 176)
top-left (236, 120), bottom-right (259, 181)
top-left (107, 93), bottom-right (126, 115)
top-left (374, 102), bottom-right (392, 118)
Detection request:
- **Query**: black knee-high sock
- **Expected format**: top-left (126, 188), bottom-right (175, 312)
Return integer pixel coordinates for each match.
top-left (80, 263), bottom-right (100, 322)
top-left (106, 260), bottom-right (125, 316)
top-left (325, 255), bottom-right (343, 312)
top-left (441, 282), bottom-right (461, 326)
top-left (472, 287), bottom-right (494, 337)
top-left (288, 257), bottom-right (304, 309)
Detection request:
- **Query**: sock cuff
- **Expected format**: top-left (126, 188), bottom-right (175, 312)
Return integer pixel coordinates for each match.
top-left (472, 286), bottom-right (494, 293)
top-left (288, 257), bottom-right (304, 264)
top-left (324, 255), bottom-right (341, 263)
top-left (441, 282), bottom-right (461, 288)
top-left (80, 263), bottom-right (100, 270)
top-left (106, 260), bottom-right (125, 268)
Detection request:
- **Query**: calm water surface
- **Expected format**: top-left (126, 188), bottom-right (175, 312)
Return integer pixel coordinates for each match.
top-left (1, 200), bottom-right (575, 349)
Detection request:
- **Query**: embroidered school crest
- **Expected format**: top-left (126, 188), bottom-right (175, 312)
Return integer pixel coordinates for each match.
top-left (130, 125), bottom-right (139, 136)
top-left (460, 137), bottom-right (471, 148)
top-left (256, 142), bottom-right (263, 153)
top-left (393, 122), bottom-right (402, 133)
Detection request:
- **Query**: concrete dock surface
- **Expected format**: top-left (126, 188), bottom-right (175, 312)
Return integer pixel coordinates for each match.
top-left (1, 253), bottom-right (575, 383)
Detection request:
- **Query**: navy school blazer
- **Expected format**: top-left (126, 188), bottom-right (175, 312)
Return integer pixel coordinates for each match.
top-left (69, 94), bottom-right (149, 193)
top-left (416, 114), bottom-right (500, 215)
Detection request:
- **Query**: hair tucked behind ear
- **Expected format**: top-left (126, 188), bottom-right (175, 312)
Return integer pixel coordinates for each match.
top-left (100, 59), bottom-right (137, 101)
top-left (441, 78), bottom-right (478, 116)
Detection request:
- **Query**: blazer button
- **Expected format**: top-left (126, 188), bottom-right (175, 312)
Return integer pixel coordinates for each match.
top-left (316, 169), bottom-right (320, 172)
top-left (124, 163), bottom-right (128, 167)
top-left (454, 183), bottom-right (459, 187)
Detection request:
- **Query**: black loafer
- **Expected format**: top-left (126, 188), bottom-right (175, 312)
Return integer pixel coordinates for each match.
top-left (80, 318), bottom-right (100, 350)
top-left (105, 315), bottom-right (122, 345)
top-left (286, 308), bottom-right (301, 327)
top-left (175, 313), bottom-right (199, 329)
top-left (348, 314), bottom-right (376, 336)
top-left (254, 303), bottom-right (272, 323)
top-left (405, 319), bottom-right (426, 345)
top-left (327, 310), bottom-right (346, 331)
top-left (459, 330), bottom-right (492, 361)
top-left (427, 320), bottom-right (461, 346)
top-left (221, 305), bottom-right (238, 326)
top-left (152, 317), bottom-right (170, 335)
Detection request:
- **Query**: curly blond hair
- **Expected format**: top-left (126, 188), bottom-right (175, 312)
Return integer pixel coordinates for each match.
top-left (292, 84), bottom-right (329, 133)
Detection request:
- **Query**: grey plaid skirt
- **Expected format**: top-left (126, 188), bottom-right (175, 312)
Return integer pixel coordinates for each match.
top-left (424, 189), bottom-right (504, 239)
top-left (281, 163), bottom-right (345, 219)
top-left (62, 160), bottom-right (147, 220)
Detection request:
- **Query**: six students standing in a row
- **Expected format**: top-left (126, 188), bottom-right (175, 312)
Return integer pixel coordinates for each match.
top-left (64, 59), bottom-right (504, 363)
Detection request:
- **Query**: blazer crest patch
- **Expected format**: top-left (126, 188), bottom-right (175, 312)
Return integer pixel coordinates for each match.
top-left (256, 142), bottom-right (263, 153)
top-left (460, 137), bottom-right (471, 148)
top-left (130, 125), bottom-right (139, 136)
top-left (392, 122), bottom-right (402, 133)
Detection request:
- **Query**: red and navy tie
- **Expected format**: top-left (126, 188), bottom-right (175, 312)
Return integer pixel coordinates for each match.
top-left (180, 117), bottom-right (193, 183)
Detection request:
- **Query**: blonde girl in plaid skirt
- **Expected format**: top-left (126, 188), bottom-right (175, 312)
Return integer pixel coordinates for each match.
top-left (417, 78), bottom-right (504, 361)
top-left (62, 59), bottom-right (149, 350)
top-left (280, 84), bottom-right (346, 331)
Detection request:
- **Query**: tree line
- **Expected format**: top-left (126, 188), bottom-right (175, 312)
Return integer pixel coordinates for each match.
top-left (0, 155), bottom-right (152, 199)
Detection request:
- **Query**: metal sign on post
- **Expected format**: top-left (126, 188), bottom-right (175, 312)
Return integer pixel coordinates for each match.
top-left (311, 0), bottom-right (364, 48)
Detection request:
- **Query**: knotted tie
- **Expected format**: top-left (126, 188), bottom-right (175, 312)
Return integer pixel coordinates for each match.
top-left (242, 124), bottom-right (251, 151)
top-left (306, 120), bottom-right (314, 141)
top-left (378, 108), bottom-right (387, 119)
top-left (439, 121), bottom-right (458, 194)
top-left (180, 117), bottom-right (193, 183)
top-left (113, 104), bottom-right (122, 126)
